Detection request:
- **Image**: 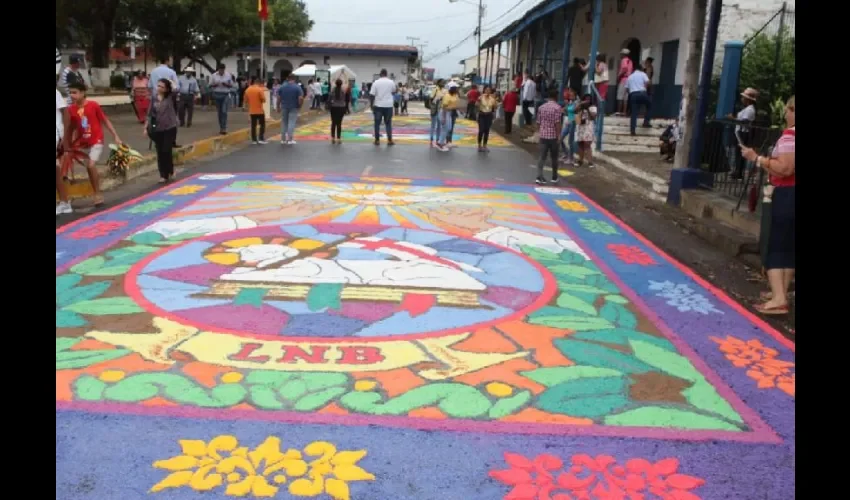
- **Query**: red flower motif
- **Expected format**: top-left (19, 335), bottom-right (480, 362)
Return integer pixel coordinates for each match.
top-left (607, 244), bottom-right (656, 266)
top-left (490, 452), bottom-right (705, 500)
top-left (444, 179), bottom-right (497, 189)
top-left (68, 221), bottom-right (128, 240)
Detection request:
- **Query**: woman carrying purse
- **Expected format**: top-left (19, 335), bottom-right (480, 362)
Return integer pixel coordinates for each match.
top-left (144, 78), bottom-right (179, 183)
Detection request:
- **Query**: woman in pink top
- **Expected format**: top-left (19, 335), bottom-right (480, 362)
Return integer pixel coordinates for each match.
top-left (741, 95), bottom-right (795, 315)
top-left (616, 48), bottom-right (633, 116)
top-left (593, 54), bottom-right (609, 104)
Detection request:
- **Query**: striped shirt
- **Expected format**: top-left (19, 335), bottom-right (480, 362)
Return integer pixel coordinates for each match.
top-left (536, 100), bottom-right (564, 140)
top-left (770, 127), bottom-right (795, 187)
top-left (58, 67), bottom-right (84, 104)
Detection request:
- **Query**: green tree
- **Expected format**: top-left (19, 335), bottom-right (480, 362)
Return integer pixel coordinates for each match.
top-left (738, 26), bottom-right (795, 125)
top-left (56, 0), bottom-right (128, 67)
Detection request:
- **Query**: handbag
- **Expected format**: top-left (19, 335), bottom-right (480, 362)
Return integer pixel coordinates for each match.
top-left (147, 100), bottom-right (159, 136)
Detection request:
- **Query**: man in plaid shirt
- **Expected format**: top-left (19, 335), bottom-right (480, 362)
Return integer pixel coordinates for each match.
top-left (536, 89), bottom-right (564, 185)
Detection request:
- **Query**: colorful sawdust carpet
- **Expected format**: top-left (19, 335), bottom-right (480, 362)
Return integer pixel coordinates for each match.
top-left (56, 174), bottom-right (795, 499)
top-left (295, 111), bottom-right (511, 147)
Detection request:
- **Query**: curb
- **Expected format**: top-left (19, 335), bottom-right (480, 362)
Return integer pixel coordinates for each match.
top-left (593, 152), bottom-right (669, 199)
top-left (59, 110), bottom-right (323, 200)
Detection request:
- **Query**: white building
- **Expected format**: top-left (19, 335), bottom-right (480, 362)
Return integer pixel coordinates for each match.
top-left (459, 50), bottom-right (511, 77)
top-left (486, 0), bottom-right (793, 117)
top-left (183, 42), bottom-right (418, 85)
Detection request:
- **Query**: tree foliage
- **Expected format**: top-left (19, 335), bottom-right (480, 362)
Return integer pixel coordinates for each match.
top-left (57, 0), bottom-right (312, 71)
top-left (738, 26), bottom-right (795, 124)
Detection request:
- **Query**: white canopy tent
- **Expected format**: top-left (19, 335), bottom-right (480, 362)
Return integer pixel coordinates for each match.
top-left (291, 64), bottom-right (358, 82)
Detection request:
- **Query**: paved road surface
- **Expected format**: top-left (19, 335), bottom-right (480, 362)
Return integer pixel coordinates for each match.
top-left (55, 104), bottom-right (795, 500)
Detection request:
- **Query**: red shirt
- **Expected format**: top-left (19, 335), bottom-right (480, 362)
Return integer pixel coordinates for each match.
top-left (68, 100), bottom-right (106, 147)
top-left (514, 76), bottom-right (523, 90)
top-left (502, 91), bottom-right (519, 112)
top-left (466, 89), bottom-right (480, 103)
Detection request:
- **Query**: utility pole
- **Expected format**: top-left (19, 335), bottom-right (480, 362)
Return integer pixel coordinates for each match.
top-left (406, 36), bottom-right (420, 85)
top-left (476, 0), bottom-right (484, 83)
top-left (418, 42), bottom-right (428, 83)
top-left (673, 0), bottom-right (708, 171)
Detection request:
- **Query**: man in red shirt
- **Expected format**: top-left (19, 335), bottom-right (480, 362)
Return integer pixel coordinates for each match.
top-left (616, 48), bottom-right (634, 116)
top-left (501, 89), bottom-right (519, 134)
top-left (66, 82), bottom-right (122, 206)
top-left (465, 84), bottom-right (480, 121)
top-left (514, 73), bottom-right (523, 91)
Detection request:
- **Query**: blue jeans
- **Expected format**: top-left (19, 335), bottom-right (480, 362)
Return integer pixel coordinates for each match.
top-left (629, 91), bottom-right (651, 133)
top-left (430, 113), bottom-right (442, 142)
top-left (213, 93), bottom-right (229, 131)
top-left (560, 122), bottom-right (576, 157)
top-left (373, 106), bottom-right (393, 140)
top-left (281, 108), bottom-right (298, 140)
top-left (439, 109), bottom-right (454, 144)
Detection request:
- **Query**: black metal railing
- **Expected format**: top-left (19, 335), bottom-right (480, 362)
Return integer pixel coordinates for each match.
top-left (698, 119), bottom-right (782, 203)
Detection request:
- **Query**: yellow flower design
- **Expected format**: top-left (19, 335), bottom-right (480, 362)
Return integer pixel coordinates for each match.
top-left (555, 199), bottom-right (589, 212)
top-left (360, 176), bottom-right (412, 184)
top-left (168, 184), bottom-right (206, 195)
top-left (150, 435), bottom-right (374, 499)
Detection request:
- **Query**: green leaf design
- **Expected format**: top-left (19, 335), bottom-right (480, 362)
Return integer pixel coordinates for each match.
top-left (56, 338), bottom-right (82, 352)
top-left (556, 293), bottom-right (598, 316)
top-left (234, 288), bottom-right (267, 307)
top-left (56, 281), bottom-right (111, 308)
top-left (70, 256), bottom-right (106, 275)
top-left (604, 294), bottom-right (629, 304)
top-left (56, 309), bottom-right (87, 328)
top-left (548, 264), bottom-right (600, 279)
top-left (56, 348), bottom-right (132, 370)
top-left (306, 283), bottom-right (343, 311)
top-left (56, 274), bottom-right (83, 294)
top-left (629, 340), bottom-right (702, 382)
top-left (520, 246), bottom-right (562, 263)
top-left (488, 390), bottom-right (532, 419)
top-left (130, 231), bottom-right (164, 244)
top-left (572, 328), bottom-right (675, 351)
top-left (683, 381), bottom-right (744, 424)
top-left (600, 302), bottom-right (638, 328)
top-left (293, 387), bottom-right (348, 411)
top-left (521, 366), bottom-right (624, 388)
top-left (63, 297), bottom-right (144, 316)
top-left (84, 265), bottom-right (134, 277)
top-left (604, 406), bottom-right (743, 431)
top-left (558, 283), bottom-right (611, 295)
top-left (529, 316), bottom-right (614, 331)
top-left (168, 233), bottom-right (206, 241)
top-left (118, 244), bottom-right (161, 254)
top-left (559, 250), bottom-right (588, 265)
top-left (582, 274), bottom-right (620, 293)
top-left (555, 339), bottom-right (653, 374)
top-left (537, 383), bottom-right (631, 418)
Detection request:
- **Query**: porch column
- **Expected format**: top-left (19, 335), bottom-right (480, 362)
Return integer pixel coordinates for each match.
top-left (483, 46), bottom-right (490, 85)
top-left (490, 44), bottom-right (497, 84)
top-left (558, 8), bottom-right (576, 104)
top-left (496, 41), bottom-right (503, 89)
top-left (541, 19), bottom-right (551, 79)
top-left (687, 0), bottom-right (723, 170)
top-left (715, 41), bottom-right (744, 119)
top-left (588, 0), bottom-right (603, 150)
top-left (526, 30), bottom-right (534, 72)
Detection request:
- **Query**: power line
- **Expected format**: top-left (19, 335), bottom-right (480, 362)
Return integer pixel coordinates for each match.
top-left (321, 12), bottom-right (475, 25)
top-left (423, 31), bottom-right (477, 63)
top-left (482, 0), bottom-right (533, 30)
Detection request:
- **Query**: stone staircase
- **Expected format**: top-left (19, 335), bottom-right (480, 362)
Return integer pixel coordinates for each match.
top-left (601, 115), bottom-right (675, 153)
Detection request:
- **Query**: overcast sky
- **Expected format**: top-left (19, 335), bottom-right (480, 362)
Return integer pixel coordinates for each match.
top-left (305, 0), bottom-right (530, 78)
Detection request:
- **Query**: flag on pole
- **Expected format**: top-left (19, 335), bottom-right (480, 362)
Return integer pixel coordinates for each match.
top-left (258, 0), bottom-right (269, 20)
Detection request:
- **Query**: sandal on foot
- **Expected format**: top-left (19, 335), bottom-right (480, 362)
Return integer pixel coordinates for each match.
top-left (754, 303), bottom-right (789, 315)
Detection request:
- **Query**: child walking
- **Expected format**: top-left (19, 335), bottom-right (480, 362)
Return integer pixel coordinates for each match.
top-left (575, 94), bottom-right (598, 168)
top-left (560, 88), bottom-right (577, 166)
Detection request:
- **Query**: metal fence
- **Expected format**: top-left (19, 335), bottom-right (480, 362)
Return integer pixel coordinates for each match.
top-left (737, 3), bottom-right (796, 123)
top-left (698, 3), bottom-right (794, 207)
top-left (697, 120), bottom-right (782, 207)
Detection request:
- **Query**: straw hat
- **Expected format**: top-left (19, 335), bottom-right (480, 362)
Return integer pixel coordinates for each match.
top-left (741, 87), bottom-right (759, 101)
top-left (620, 48), bottom-right (630, 55)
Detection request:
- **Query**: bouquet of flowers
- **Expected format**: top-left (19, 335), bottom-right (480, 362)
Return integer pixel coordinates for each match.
top-left (106, 143), bottom-right (143, 178)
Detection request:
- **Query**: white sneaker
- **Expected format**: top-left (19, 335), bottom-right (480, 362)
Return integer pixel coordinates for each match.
top-left (280, 139), bottom-right (287, 145)
top-left (289, 140), bottom-right (297, 145)
top-left (56, 201), bottom-right (73, 215)
top-left (258, 140), bottom-right (268, 144)
top-left (251, 141), bottom-right (259, 145)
